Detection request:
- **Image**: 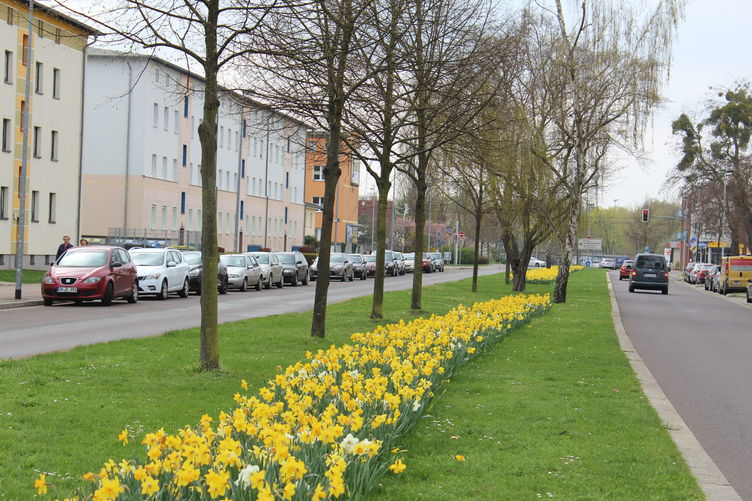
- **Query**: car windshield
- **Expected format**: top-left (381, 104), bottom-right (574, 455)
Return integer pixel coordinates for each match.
top-left (130, 253), bottom-right (164, 266)
top-left (364, 256), bottom-right (376, 262)
top-left (349, 255), bottom-right (363, 263)
top-left (57, 250), bottom-right (108, 267)
top-left (404, 253), bottom-right (414, 259)
top-left (254, 254), bottom-right (269, 264)
top-left (183, 253), bottom-right (201, 265)
top-left (330, 254), bottom-right (344, 263)
top-left (636, 256), bottom-right (665, 269)
top-left (220, 255), bottom-right (246, 267)
top-left (384, 251), bottom-right (393, 260)
top-left (277, 254), bottom-right (296, 265)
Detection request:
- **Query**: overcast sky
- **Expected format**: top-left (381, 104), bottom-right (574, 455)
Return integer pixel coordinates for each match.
top-left (603, 0), bottom-right (752, 208)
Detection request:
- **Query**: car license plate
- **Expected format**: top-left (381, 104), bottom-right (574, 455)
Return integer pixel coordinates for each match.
top-left (56, 286), bottom-right (78, 293)
top-left (643, 273), bottom-right (656, 278)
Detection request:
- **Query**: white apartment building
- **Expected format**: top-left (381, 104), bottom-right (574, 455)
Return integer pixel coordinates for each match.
top-left (81, 50), bottom-right (307, 252)
top-left (0, 1), bottom-right (95, 268)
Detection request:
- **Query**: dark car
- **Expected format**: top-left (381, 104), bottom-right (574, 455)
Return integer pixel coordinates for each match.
top-left (276, 251), bottom-right (309, 286)
top-left (374, 250), bottom-right (397, 277)
top-left (747, 279), bottom-right (751, 303)
top-left (348, 253), bottom-right (368, 280)
top-left (427, 252), bottom-right (445, 272)
top-left (363, 255), bottom-right (377, 277)
top-left (629, 253), bottom-right (669, 294)
top-left (182, 251), bottom-right (229, 295)
top-left (42, 246), bottom-right (138, 306)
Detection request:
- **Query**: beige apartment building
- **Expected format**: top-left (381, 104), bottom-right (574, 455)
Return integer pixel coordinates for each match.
top-left (0, 1), bottom-right (95, 268)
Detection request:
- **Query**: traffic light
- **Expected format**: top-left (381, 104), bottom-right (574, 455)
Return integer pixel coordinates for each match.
top-left (642, 209), bottom-right (649, 223)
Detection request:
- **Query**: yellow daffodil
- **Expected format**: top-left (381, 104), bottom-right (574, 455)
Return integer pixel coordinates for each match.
top-left (389, 459), bottom-right (407, 474)
top-left (34, 473), bottom-right (47, 495)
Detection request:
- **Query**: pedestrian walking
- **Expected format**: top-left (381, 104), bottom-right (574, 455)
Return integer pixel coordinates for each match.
top-left (56, 235), bottom-right (74, 260)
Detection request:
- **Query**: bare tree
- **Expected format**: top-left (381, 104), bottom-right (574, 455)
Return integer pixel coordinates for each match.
top-left (61, 0), bottom-right (274, 370)
top-left (524, 0), bottom-right (684, 303)
top-left (245, 0), bottom-right (375, 336)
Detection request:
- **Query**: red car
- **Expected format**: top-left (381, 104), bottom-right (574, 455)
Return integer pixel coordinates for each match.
top-left (42, 246), bottom-right (139, 306)
top-left (619, 259), bottom-right (634, 280)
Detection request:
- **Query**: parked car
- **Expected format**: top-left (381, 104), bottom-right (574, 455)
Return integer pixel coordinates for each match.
top-left (427, 252), bottom-right (445, 272)
top-left (182, 251), bottom-right (229, 295)
top-left (220, 254), bottom-right (263, 291)
top-left (747, 279), bottom-right (752, 303)
top-left (704, 265), bottom-right (720, 291)
top-left (683, 262), bottom-right (696, 282)
top-left (629, 253), bottom-right (669, 294)
top-left (311, 253), bottom-right (355, 281)
top-left (420, 253), bottom-right (435, 273)
top-left (276, 251), bottom-right (309, 286)
top-left (249, 251), bottom-right (284, 289)
top-left (529, 257), bottom-right (547, 268)
top-left (380, 250), bottom-right (397, 276)
top-left (403, 252), bottom-right (415, 273)
top-left (348, 253), bottom-right (368, 280)
top-left (363, 255), bottom-right (378, 277)
top-left (393, 251), bottom-right (406, 275)
top-left (618, 259), bottom-right (634, 280)
top-left (42, 246), bottom-right (138, 306)
top-left (129, 247), bottom-right (190, 299)
top-left (696, 263), bottom-right (715, 284)
top-left (688, 263), bottom-right (704, 284)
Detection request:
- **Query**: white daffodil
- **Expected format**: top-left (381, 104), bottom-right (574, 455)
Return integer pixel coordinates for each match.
top-left (235, 464), bottom-right (260, 487)
top-left (340, 433), bottom-right (360, 454)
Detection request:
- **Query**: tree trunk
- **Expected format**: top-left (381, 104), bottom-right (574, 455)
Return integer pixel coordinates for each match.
top-left (371, 181), bottom-right (391, 318)
top-left (471, 209), bottom-right (482, 292)
top-left (310, 126), bottom-right (343, 337)
top-left (411, 165), bottom-right (428, 311)
top-left (554, 200), bottom-right (579, 303)
top-left (511, 243), bottom-right (533, 292)
top-left (197, 2), bottom-right (220, 371)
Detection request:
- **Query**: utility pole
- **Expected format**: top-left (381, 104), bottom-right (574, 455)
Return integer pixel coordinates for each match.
top-left (15, 0), bottom-right (34, 300)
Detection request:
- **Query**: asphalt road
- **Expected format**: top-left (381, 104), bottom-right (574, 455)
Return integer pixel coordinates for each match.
top-left (0, 266), bottom-right (501, 360)
top-left (610, 271), bottom-right (752, 500)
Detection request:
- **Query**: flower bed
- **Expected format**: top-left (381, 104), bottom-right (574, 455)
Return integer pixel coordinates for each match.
top-left (43, 294), bottom-right (550, 501)
top-left (525, 265), bottom-right (584, 284)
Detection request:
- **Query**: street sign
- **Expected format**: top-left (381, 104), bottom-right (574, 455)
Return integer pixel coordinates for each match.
top-left (578, 238), bottom-right (602, 252)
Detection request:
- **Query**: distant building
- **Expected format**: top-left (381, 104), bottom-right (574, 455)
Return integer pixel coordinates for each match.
top-left (81, 50), bottom-right (307, 252)
top-left (358, 196), bottom-right (393, 253)
top-left (304, 132), bottom-right (361, 252)
top-left (0, 1), bottom-right (96, 268)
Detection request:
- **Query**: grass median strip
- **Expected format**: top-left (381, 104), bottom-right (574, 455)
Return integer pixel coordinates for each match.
top-left (368, 270), bottom-right (703, 500)
top-left (0, 270), bottom-right (701, 499)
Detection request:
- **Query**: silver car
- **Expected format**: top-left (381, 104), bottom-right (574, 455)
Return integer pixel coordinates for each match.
top-left (220, 254), bottom-right (262, 291)
top-left (248, 251), bottom-right (284, 289)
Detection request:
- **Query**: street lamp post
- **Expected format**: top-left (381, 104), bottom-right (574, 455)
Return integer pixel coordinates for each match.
top-left (721, 168), bottom-right (730, 261)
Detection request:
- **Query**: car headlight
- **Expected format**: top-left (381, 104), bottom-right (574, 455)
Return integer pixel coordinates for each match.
top-left (333, 265), bottom-right (343, 271)
top-left (144, 273), bottom-right (162, 280)
top-left (189, 269), bottom-right (200, 277)
top-left (43, 276), bottom-right (54, 284)
top-left (228, 273), bottom-right (240, 278)
top-left (82, 276), bottom-right (103, 284)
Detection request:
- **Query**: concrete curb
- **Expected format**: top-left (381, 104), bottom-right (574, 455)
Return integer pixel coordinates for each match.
top-left (673, 273), bottom-right (752, 310)
top-left (0, 300), bottom-right (44, 310)
top-left (607, 275), bottom-right (742, 501)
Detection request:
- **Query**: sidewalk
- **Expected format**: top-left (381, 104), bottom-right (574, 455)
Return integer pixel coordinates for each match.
top-left (0, 282), bottom-right (44, 310)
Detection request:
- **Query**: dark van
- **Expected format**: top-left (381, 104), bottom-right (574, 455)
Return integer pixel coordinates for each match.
top-left (629, 253), bottom-right (669, 294)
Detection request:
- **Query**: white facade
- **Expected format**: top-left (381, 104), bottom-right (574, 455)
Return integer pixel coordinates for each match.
top-left (81, 51), bottom-right (307, 252)
top-left (0, 1), bottom-right (93, 268)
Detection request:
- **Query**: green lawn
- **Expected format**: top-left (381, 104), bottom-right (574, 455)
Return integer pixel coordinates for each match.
top-left (0, 270), bottom-right (701, 500)
top-left (0, 269), bottom-right (46, 284)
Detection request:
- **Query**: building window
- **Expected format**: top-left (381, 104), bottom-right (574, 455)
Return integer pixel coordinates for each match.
top-left (34, 61), bottom-right (42, 94)
top-left (50, 130), bottom-right (58, 161)
top-left (161, 206), bottom-right (167, 230)
top-left (172, 158), bottom-right (177, 180)
top-left (313, 165), bottom-right (323, 181)
top-left (52, 68), bottom-right (60, 99)
top-left (308, 140), bottom-right (316, 151)
top-left (151, 154), bottom-right (156, 176)
top-left (180, 192), bottom-right (186, 214)
top-left (153, 103), bottom-right (158, 127)
top-left (287, 137), bottom-right (291, 152)
top-left (191, 116), bottom-right (195, 138)
top-left (154, 67), bottom-right (159, 83)
top-left (32, 126), bottom-right (41, 157)
top-left (48, 192), bottom-right (56, 223)
top-left (351, 158), bottom-right (360, 185)
top-left (31, 190), bottom-right (38, 222)
top-left (219, 126), bottom-right (224, 147)
top-left (163, 107), bottom-right (168, 131)
top-left (285, 172), bottom-right (289, 189)
top-left (6, 6), bottom-right (13, 25)
top-left (54, 28), bottom-right (61, 44)
top-left (21, 35), bottom-right (28, 65)
top-left (182, 144), bottom-right (187, 166)
top-left (284, 206), bottom-right (288, 224)
top-left (172, 207), bottom-right (177, 230)
top-left (240, 200), bottom-right (244, 220)
top-left (2, 118), bottom-right (10, 152)
top-left (312, 196), bottom-right (324, 208)
top-left (174, 109), bottom-right (178, 133)
top-left (20, 100), bottom-right (25, 131)
top-left (188, 208), bottom-right (193, 231)
top-left (162, 156), bottom-right (167, 178)
top-left (151, 205), bottom-right (157, 229)
top-left (183, 95), bottom-right (189, 117)
top-left (0, 186), bottom-right (8, 219)
top-left (3, 50), bottom-right (11, 84)
top-left (226, 213), bottom-right (231, 234)
top-left (235, 131), bottom-right (239, 151)
top-left (218, 212), bottom-right (222, 233)
top-left (242, 119), bottom-right (247, 137)
top-left (241, 159), bottom-right (245, 178)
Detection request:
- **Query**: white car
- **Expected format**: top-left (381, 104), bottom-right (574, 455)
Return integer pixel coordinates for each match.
top-left (528, 257), bottom-right (547, 268)
top-left (600, 258), bottom-right (616, 270)
top-left (129, 247), bottom-right (190, 299)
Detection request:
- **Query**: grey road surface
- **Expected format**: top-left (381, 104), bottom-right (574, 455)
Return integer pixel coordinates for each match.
top-left (0, 266), bottom-right (501, 360)
top-left (610, 271), bottom-right (752, 500)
